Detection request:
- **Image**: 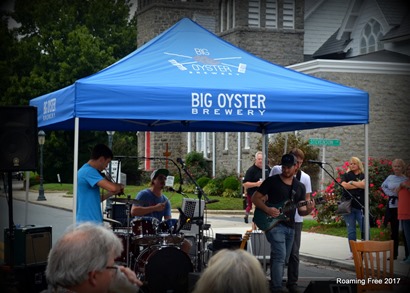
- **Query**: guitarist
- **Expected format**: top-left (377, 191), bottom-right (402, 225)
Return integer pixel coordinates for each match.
top-left (269, 148), bottom-right (312, 293)
top-left (252, 154), bottom-right (314, 293)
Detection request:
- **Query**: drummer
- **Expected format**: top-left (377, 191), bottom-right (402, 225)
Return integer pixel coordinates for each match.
top-left (131, 169), bottom-right (192, 253)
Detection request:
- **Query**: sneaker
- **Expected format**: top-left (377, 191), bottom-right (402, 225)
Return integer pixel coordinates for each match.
top-left (244, 215), bottom-right (249, 224)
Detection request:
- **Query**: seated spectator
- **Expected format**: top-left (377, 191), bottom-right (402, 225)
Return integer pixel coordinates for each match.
top-left (43, 222), bottom-right (142, 293)
top-left (193, 249), bottom-right (269, 293)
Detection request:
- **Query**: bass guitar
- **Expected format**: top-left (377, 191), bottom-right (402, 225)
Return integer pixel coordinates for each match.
top-left (253, 195), bottom-right (332, 232)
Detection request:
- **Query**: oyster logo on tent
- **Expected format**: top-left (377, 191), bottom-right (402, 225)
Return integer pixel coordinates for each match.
top-left (165, 48), bottom-right (246, 75)
top-left (43, 98), bottom-right (56, 121)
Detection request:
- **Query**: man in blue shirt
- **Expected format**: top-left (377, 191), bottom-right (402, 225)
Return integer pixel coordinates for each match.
top-left (77, 144), bottom-right (124, 224)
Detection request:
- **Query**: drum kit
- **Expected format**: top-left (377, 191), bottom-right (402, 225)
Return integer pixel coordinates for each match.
top-left (107, 197), bottom-right (194, 292)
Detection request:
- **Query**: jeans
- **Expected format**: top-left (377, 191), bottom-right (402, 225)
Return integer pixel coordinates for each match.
top-left (344, 207), bottom-right (363, 250)
top-left (287, 222), bottom-right (302, 287)
top-left (265, 223), bottom-right (294, 292)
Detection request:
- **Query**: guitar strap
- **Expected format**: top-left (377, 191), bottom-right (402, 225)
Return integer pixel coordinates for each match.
top-left (291, 170), bottom-right (301, 203)
top-left (296, 170), bottom-right (301, 181)
top-left (290, 177), bottom-right (296, 202)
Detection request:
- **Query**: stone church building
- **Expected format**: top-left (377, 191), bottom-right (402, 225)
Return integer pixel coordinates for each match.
top-left (135, 0), bottom-right (410, 182)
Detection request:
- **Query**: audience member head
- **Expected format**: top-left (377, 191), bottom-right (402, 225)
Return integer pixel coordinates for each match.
top-left (193, 249), bottom-right (269, 293)
top-left (45, 222), bottom-right (123, 293)
top-left (349, 156), bottom-right (364, 174)
top-left (392, 158), bottom-right (405, 175)
top-left (254, 151), bottom-right (263, 169)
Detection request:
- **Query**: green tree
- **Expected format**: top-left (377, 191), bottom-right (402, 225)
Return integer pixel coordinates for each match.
top-left (265, 133), bottom-right (320, 189)
top-left (1, 0), bottom-right (137, 106)
top-left (1, 0), bottom-right (138, 183)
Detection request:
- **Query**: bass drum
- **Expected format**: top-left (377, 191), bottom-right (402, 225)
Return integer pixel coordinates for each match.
top-left (135, 246), bottom-right (193, 293)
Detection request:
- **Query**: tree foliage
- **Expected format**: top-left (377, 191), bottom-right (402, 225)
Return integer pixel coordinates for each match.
top-left (1, 0), bottom-right (137, 106)
top-left (1, 0), bottom-right (138, 183)
top-left (264, 133), bottom-right (321, 189)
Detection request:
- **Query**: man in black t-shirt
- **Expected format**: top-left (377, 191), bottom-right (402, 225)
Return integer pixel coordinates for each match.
top-left (242, 151), bottom-right (271, 223)
top-left (252, 154), bottom-right (314, 293)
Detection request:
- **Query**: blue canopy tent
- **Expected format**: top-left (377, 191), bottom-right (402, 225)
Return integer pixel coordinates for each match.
top-left (29, 18), bottom-right (370, 232)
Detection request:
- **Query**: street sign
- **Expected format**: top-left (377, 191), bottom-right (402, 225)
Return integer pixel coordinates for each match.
top-left (309, 138), bottom-right (340, 147)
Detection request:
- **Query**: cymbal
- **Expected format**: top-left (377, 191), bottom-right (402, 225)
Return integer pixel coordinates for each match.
top-left (103, 218), bottom-right (122, 226)
top-left (111, 197), bottom-right (143, 205)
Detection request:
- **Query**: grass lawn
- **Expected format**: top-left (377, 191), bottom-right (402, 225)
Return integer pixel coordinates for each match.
top-left (303, 219), bottom-right (390, 241)
top-left (32, 183), bottom-right (244, 210)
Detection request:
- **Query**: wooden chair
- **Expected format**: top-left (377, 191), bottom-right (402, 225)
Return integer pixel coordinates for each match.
top-left (349, 240), bottom-right (395, 292)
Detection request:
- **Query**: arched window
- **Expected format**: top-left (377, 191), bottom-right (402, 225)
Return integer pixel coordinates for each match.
top-left (360, 19), bottom-right (384, 54)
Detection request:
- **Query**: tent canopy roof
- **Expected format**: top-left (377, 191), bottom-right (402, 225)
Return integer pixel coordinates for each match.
top-left (30, 18), bottom-right (368, 133)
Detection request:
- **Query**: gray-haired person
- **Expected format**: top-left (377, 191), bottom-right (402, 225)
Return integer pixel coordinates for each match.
top-left (43, 223), bottom-right (142, 293)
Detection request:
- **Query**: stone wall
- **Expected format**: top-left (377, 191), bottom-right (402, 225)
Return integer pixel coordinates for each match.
top-left (298, 72), bottom-right (410, 173)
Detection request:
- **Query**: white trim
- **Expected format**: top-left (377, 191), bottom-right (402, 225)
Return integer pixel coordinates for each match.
top-left (288, 59), bottom-right (410, 75)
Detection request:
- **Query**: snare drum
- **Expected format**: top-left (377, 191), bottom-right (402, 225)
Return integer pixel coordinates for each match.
top-left (157, 219), bottom-right (184, 246)
top-left (135, 245), bottom-right (193, 292)
top-left (131, 217), bottom-right (159, 246)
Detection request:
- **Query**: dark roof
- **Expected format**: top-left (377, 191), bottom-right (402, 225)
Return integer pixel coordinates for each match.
top-left (376, 0), bottom-right (408, 26)
top-left (381, 11), bottom-right (410, 41)
top-left (346, 50), bottom-right (410, 63)
top-left (312, 29), bottom-right (351, 58)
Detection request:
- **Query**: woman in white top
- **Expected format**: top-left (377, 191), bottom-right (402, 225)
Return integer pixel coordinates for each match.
top-left (382, 158), bottom-right (407, 259)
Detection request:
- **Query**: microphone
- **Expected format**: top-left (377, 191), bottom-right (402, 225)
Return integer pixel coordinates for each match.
top-left (308, 160), bottom-right (326, 165)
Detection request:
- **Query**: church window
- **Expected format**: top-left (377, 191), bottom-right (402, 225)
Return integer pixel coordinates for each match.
top-left (360, 19), bottom-right (384, 54)
top-left (248, 0), bottom-right (260, 28)
top-left (283, 0), bottom-right (295, 29)
top-left (266, 0), bottom-right (278, 29)
top-left (220, 0), bottom-right (235, 32)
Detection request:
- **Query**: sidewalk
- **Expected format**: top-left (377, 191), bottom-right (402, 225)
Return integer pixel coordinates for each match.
top-left (4, 183), bottom-right (410, 279)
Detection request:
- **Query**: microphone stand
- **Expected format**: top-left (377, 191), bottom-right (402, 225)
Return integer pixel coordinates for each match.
top-left (178, 163), bottom-right (213, 272)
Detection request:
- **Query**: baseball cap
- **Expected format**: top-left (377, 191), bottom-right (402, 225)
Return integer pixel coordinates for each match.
top-left (150, 169), bottom-right (169, 180)
top-left (281, 154), bottom-right (297, 167)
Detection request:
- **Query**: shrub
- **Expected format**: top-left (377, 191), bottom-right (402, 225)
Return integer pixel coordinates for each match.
top-left (203, 179), bottom-right (223, 197)
top-left (222, 176), bottom-right (241, 191)
top-left (197, 176), bottom-right (211, 188)
top-left (185, 151), bottom-right (210, 178)
top-left (222, 189), bottom-right (241, 198)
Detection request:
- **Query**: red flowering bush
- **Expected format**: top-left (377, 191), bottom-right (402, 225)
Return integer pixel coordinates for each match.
top-left (312, 157), bottom-right (392, 225)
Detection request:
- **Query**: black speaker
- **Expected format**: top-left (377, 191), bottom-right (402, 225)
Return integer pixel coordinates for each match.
top-left (109, 203), bottom-right (129, 226)
top-left (0, 106), bottom-right (38, 171)
top-left (304, 280), bottom-right (355, 293)
top-left (4, 225), bottom-right (52, 266)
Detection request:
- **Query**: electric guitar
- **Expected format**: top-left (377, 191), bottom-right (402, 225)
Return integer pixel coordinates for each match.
top-left (253, 195), bottom-right (333, 232)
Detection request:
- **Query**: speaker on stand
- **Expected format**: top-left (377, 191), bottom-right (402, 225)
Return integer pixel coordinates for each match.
top-left (0, 106), bottom-right (38, 172)
top-left (0, 106), bottom-right (39, 281)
